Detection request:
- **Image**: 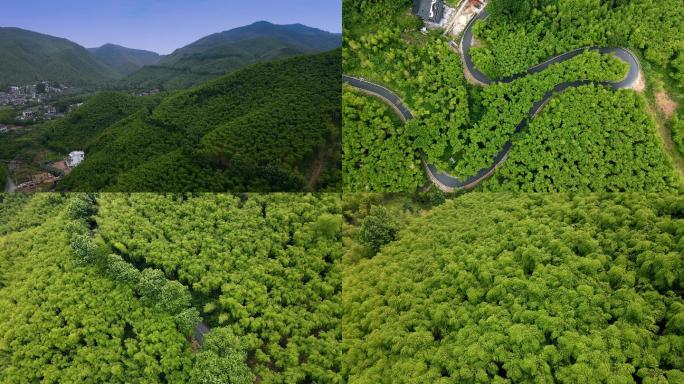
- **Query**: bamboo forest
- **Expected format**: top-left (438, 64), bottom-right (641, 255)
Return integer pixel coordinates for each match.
top-left (2, 1), bottom-right (684, 383)
top-left (0, 193), bottom-right (342, 383)
top-left (342, 0), bottom-right (684, 192)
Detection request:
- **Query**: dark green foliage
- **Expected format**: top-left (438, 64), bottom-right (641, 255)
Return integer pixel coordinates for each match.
top-left (0, 163), bottom-right (7, 191)
top-left (342, 0), bottom-right (417, 38)
top-left (136, 268), bottom-right (167, 302)
top-left (88, 44), bottom-right (161, 76)
top-left (159, 280), bottom-right (193, 313)
top-left (175, 308), bottom-right (202, 336)
top-left (673, 112), bottom-right (684, 158)
top-left (190, 328), bottom-right (254, 384)
top-left (41, 92), bottom-right (156, 154)
top-left (95, 193), bottom-right (342, 383)
top-left (71, 234), bottom-right (101, 265)
top-left (55, 50), bottom-right (341, 192)
top-left (104, 254), bottom-right (141, 285)
top-left (124, 21), bottom-right (341, 90)
top-left (358, 206), bottom-right (399, 255)
top-left (344, 193), bottom-right (684, 383)
top-left (0, 27), bottom-right (119, 87)
top-left (489, 0), bottom-right (532, 20)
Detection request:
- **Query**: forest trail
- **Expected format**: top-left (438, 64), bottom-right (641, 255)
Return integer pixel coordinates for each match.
top-left (646, 104), bottom-right (684, 181)
top-left (344, 9), bottom-right (643, 192)
top-left (306, 144), bottom-right (330, 190)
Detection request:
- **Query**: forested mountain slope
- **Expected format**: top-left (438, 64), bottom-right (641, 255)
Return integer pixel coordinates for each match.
top-left (0, 27), bottom-right (120, 86)
top-left (40, 92), bottom-right (161, 154)
top-left (56, 49), bottom-right (341, 192)
top-left (343, 193), bottom-right (684, 383)
top-left (124, 21), bottom-right (342, 90)
top-left (88, 44), bottom-right (162, 75)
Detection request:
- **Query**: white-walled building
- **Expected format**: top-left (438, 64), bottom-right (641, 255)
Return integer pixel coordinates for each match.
top-left (66, 151), bottom-right (85, 167)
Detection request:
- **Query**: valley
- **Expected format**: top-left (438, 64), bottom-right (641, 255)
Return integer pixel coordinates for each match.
top-left (0, 21), bottom-right (342, 192)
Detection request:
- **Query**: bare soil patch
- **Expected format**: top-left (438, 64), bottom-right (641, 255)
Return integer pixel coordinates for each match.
top-left (631, 69), bottom-right (646, 93)
top-left (655, 90), bottom-right (678, 118)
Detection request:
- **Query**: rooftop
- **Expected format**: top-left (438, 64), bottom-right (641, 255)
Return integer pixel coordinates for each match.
top-left (412, 0), bottom-right (445, 22)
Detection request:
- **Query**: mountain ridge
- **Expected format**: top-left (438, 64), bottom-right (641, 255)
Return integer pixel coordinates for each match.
top-left (0, 26), bottom-right (120, 86)
top-left (88, 44), bottom-right (162, 75)
top-left (124, 20), bottom-right (342, 89)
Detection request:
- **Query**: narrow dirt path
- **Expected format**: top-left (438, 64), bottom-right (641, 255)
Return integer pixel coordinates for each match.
top-left (646, 104), bottom-right (684, 180)
top-left (306, 144), bottom-right (330, 190)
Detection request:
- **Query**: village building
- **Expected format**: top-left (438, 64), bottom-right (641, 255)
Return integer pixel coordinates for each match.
top-left (412, 0), bottom-right (446, 23)
top-left (66, 150), bottom-right (85, 167)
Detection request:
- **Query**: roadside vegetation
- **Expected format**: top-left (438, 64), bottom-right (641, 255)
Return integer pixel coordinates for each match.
top-left (342, 0), bottom-right (683, 191)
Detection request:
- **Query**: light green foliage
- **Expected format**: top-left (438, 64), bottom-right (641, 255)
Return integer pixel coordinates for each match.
top-left (482, 87), bottom-right (680, 191)
top-left (95, 193), bottom-right (343, 383)
top-left (343, 0), bottom-right (679, 191)
top-left (446, 51), bottom-right (628, 177)
top-left (190, 328), bottom-right (254, 384)
top-left (344, 193), bottom-right (684, 383)
top-left (472, 0), bottom-right (684, 86)
top-left (0, 194), bottom-right (194, 383)
top-left (343, 88), bottom-right (425, 191)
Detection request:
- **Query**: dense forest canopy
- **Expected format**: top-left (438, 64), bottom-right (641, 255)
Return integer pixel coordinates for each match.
top-left (0, 194), bottom-right (195, 382)
top-left (94, 193), bottom-right (343, 383)
top-left (342, 0), bottom-right (683, 191)
top-left (343, 193), bottom-right (684, 383)
top-left (0, 192), bottom-right (343, 383)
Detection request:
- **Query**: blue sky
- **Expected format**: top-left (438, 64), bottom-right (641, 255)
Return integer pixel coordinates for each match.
top-left (0, 0), bottom-right (341, 54)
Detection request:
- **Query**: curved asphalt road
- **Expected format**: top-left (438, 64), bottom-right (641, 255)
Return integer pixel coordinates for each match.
top-left (344, 9), bottom-right (641, 191)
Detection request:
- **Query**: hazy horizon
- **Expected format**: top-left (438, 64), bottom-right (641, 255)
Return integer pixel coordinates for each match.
top-left (0, 0), bottom-right (342, 55)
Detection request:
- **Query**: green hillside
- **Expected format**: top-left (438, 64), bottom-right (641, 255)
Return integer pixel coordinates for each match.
top-left (123, 21), bottom-right (342, 90)
top-left (88, 44), bottom-right (162, 76)
top-left (0, 27), bottom-right (119, 86)
top-left (40, 92), bottom-right (161, 154)
top-left (343, 193), bottom-right (684, 383)
top-left (55, 49), bottom-right (341, 192)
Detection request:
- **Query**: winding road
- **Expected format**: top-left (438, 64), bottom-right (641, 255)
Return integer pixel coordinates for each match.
top-left (344, 9), bottom-right (641, 191)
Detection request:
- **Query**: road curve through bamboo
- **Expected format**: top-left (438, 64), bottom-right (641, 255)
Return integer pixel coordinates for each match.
top-left (343, 8), bottom-right (641, 192)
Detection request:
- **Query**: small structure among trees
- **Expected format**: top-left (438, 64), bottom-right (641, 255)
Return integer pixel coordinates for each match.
top-left (412, 0), bottom-right (445, 23)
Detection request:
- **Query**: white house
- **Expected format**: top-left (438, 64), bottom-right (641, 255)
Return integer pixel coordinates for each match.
top-left (66, 151), bottom-right (85, 167)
